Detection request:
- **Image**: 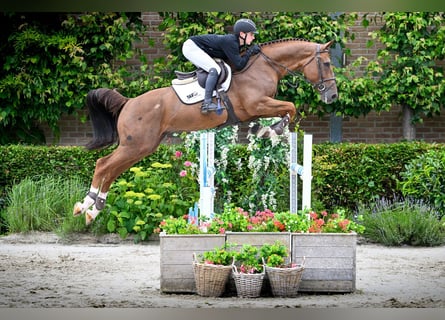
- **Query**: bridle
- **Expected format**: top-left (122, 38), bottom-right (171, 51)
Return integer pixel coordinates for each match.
top-left (259, 43), bottom-right (336, 93)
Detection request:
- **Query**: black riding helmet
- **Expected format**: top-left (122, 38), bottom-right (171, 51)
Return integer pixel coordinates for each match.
top-left (234, 18), bottom-right (258, 46)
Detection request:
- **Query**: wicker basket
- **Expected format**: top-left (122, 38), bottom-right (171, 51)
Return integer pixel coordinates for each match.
top-left (193, 253), bottom-right (232, 297)
top-left (231, 264), bottom-right (265, 298)
top-left (264, 257), bottom-right (306, 297)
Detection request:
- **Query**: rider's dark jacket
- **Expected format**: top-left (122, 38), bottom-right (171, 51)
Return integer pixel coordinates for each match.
top-left (189, 34), bottom-right (252, 71)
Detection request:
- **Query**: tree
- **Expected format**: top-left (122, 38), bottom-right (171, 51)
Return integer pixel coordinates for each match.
top-left (367, 12), bottom-right (445, 140)
top-left (0, 12), bottom-right (148, 144)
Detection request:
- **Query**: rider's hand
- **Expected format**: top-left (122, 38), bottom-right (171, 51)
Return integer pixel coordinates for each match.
top-left (247, 44), bottom-right (261, 56)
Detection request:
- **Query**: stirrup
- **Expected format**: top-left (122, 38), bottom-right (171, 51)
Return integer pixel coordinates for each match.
top-left (201, 102), bottom-right (219, 114)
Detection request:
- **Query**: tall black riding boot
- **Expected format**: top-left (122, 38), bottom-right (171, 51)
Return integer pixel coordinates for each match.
top-left (201, 68), bottom-right (219, 114)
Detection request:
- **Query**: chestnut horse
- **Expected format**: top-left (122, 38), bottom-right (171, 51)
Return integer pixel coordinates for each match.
top-left (73, 38), bottom-right (338, 224)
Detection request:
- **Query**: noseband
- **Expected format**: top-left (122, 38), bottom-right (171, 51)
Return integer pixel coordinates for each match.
top-left (259, 44), bottom-right (336, 93)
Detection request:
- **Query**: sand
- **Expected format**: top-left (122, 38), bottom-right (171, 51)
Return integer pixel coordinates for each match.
top-left (0, 232), bottom-right (444, 308)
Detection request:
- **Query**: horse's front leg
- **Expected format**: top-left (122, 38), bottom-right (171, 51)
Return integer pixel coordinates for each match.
top-left (250, 97), bottom-right (296, 138)
top-left (269, 113), bottom-right (290, 135)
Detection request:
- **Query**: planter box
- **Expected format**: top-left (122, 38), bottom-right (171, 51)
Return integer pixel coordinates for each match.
top-left (159, 233), bottom-right (225, 293)
top-left (291, 233), bottom-right (357, 293)
top-left (160, 232), bottom-right (357, 294)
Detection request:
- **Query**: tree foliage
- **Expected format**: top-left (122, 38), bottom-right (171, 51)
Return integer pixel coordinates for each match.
top-left (0, 12), bottom-right (149, 144)
top-left (366, 12), bottom-right (445, 122)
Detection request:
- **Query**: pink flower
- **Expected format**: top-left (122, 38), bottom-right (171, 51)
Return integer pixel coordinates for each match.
top-left (175, 151), bottom-right (182, 158)
top-left (309, 211), bottom-right (318, 219)
top-left (219, 227), bottom-right (225, 234)
top-left (184, 161), bottom-right (192, 167)
top-left (179, 170), bottom-right (187, 177)
top-left (321, 211), bottom-right (328, 217)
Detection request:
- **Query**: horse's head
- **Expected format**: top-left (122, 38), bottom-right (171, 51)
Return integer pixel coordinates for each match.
top-left (301, 40), bottom-right (338, 104)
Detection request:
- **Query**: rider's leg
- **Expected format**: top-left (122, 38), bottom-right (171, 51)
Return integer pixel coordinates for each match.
top-left (182, 39), bottom-right (222, 114)
top-left (201, 68), bottom-right (219, 114)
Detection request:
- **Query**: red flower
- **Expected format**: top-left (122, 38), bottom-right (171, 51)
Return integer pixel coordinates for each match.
top-left (309, 211), bottom-right (318, 219)
top-left (273, 220), bottom-right (285, 231)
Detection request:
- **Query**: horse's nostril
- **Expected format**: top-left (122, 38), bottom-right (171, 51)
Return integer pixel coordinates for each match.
top-left (331, 94), bottom-right (338, 101)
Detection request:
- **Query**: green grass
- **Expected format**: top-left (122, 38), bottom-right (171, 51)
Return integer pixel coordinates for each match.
top-left (4, 175), bottom-right (92, 236)
top-left (359, 198), bottom-right (445, 246)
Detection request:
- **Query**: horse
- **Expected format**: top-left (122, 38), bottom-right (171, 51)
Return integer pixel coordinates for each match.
top-left (73, 38), bottom-right (338, 225)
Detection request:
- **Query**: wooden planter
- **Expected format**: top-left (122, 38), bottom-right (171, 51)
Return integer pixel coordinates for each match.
top-left (291, 233), bottom-right (357, 293)
top-left (159, 232), bottom-right (357, 294)
top-left (159, 233), bottom-right (225, 293)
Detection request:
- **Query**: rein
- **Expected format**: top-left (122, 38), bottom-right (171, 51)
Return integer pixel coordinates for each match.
top-left (259, 44), bottom-right (336, 93)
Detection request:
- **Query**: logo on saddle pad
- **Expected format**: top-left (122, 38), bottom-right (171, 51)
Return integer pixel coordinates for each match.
top-left (171, 60), bottom-right (232, 105)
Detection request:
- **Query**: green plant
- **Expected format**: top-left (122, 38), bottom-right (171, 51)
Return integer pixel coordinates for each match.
top-left (259, 241), bottom-right (289, 268)
top-left (307, 209), bottom-right (365, 234)
top-left (0, 12), bottom-right (148, 144)
top-left (367, 12), bottom-right (445, 125)
top-left (158, 205), bottom-right (363, 235)
top-left (105, 149), bottom-right (199, 242)
top-left (358, 198), bottom-right (445, 246)
top-left (233, 244), bottom-right (263, 274)
top-left (197, 243), bottom-right (237, 266)
top-left (399, 149), bottom-right (445, 218)
top-left (4, 175), bottom-right (89, 235)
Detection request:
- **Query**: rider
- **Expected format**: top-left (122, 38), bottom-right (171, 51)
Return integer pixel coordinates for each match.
top-left (182, 18), bottom-right (261, 114)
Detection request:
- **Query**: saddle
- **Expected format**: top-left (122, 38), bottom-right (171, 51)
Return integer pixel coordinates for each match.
top-left (172, 59), bottom-right (229, 88)
top-left (171, 59), bottom-right (232, 105)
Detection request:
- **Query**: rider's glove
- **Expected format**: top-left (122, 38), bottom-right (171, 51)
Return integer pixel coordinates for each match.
top-left (247, 44), bottom-right (261, 56)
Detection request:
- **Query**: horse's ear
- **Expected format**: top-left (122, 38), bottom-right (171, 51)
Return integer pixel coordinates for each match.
top-left (324, 40), bottom-right (335, 49)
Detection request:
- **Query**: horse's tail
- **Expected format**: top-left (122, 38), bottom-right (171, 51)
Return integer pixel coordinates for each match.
top-left (85, 88), bottom-right (129, 150)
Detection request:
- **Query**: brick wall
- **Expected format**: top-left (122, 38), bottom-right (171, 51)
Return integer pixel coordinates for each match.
top-left (41, 12), bottom-right (445, 146)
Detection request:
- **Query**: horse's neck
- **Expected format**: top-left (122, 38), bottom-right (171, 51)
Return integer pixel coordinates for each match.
top-left (263, 41), bottom-right (315, 72)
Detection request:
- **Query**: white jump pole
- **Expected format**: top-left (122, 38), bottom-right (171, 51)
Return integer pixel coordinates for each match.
top-left (289, 133), bottom-right (313, 213)
top-left (199, 132), bottom-right (216, 219)
top-left (302, 134), bottom-right (313, 211)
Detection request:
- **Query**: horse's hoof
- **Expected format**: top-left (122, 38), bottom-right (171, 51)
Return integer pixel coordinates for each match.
top-left (73, 202), bottom-right (84, 216)
top-left (85, 212), bottom-right (94, 225)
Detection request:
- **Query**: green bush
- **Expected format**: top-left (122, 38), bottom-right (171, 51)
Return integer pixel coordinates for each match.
top-left (104, 148), bottom-right (200, 242)
top-left (358, 198), bottom-right (445, 246)
top-left (399, 149), bottom-right (445, 218)
top-left (311, 141), bottom-right (435, 212)
top-left (0, 13), bottom-right (148, 144)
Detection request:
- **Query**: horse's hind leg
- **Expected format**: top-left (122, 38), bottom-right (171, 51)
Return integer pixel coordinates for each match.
top-left (73, 190), bottom-right (97, 217)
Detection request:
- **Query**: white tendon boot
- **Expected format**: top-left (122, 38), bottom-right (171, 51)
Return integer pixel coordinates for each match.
top-left (73, 187), bottom-right (98, 216)
top-left (85, 192), bottom-right (107, 225)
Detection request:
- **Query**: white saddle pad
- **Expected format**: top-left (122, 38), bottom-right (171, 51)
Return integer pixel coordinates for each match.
top-left (171, 62), bottom-right (232, 105)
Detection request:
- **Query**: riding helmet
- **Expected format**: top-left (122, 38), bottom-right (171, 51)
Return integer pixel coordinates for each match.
top-left (233, 18), bottom-right (258, 35)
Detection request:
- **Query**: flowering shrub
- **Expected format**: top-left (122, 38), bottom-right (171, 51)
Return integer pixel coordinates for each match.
top-left (158, 203), bottom-right (365, 235)
top-left (105, 150), bottom-right (199, 241)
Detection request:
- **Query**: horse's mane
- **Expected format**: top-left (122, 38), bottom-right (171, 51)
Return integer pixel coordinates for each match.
top-left (259, 38), bottom-right (311, 47)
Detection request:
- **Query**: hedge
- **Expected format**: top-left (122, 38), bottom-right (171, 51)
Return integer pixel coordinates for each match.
top-left (1, 141), bottom-right (444, 214)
